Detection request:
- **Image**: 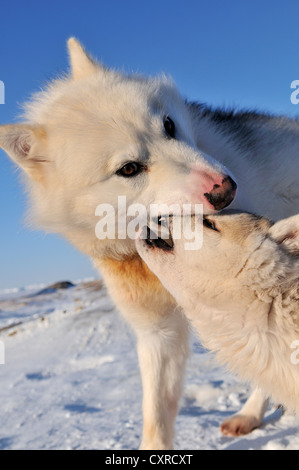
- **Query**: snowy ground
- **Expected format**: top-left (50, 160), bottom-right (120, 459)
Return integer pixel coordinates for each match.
top-left (0, 279), bottom-right (298, 450)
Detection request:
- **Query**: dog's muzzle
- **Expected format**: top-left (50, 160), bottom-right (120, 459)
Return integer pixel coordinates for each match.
top-left (142, 225), bottom-right (174, 252)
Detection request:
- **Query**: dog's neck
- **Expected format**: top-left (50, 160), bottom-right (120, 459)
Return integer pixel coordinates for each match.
top-left (186, 279), bottom-right (272, 340)
top-left (187, 269), bottom-right (299, 336)
top-left (182, 273), bottom-right (299, 413)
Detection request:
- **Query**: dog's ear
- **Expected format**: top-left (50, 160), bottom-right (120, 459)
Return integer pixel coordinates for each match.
top-left (67, 37), bottom-right (101, 80)
top-left (269, 215), bottom-right (299, 254)
top-left (0, 124), bottom-right (49, 182)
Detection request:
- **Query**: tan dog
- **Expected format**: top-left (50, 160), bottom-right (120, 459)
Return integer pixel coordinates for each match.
top-left (137, 212), bottom-right (299, 415)
top-left (2, 38), bottom-right (299, 448)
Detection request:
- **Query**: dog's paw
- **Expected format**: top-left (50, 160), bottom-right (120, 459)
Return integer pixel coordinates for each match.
top-left (220, 414), bottom-right (261, 437)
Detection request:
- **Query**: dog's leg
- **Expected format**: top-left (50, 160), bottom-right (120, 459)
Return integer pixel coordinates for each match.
top-left (220, 387), bottom-right (269, 436)
top-left (97, 256), bottom-right (189, 450)
top-left (136, 311), bottom-right (189, 449)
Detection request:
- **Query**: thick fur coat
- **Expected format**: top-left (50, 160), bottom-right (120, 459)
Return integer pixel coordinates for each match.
top-left (2, 39), bottom-right (299, 448)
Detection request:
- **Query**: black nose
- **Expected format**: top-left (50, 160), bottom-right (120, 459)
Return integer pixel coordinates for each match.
top-left (204, 175), bottom-right (237, 210)
top-left (143, 226), bottom-right (174, 251)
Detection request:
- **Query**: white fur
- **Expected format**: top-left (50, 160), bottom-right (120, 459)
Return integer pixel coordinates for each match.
top-left (2, 38), bottom-right (299, 447)
top-left (137, 212), bottom-right (299, 414)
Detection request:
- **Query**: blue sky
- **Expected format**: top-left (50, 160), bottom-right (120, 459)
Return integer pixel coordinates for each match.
top-left (1, 0), bottom-right (299, 289)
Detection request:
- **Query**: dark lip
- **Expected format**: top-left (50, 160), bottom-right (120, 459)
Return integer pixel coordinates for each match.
top-left (143, 226), bottom-right (174, 252)
top-left (204, 176), bottom-right (237, 210)
top-left (204, 190), bottom-right (236, 211)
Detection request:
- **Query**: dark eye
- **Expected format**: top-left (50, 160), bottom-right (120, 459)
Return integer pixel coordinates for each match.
top-left (164, 116), bottom-right (176, 139)
top-left (116, 162), bottom-right (144, 178)
top-left (203, 217), bottom-right (219, 232)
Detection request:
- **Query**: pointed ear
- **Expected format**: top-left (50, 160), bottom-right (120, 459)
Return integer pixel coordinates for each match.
top-left (67, 37), bottom-right (100, 79)
top-left (0, 124), bottom-right (49, 182)
top-left (269, 215), bottom-right (299, 254)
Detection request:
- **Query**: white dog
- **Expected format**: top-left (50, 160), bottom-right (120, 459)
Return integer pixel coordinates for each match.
top-left (137, 212), bottom-right (299, 415)
top-left (1, 38), bottom-right (299, 448)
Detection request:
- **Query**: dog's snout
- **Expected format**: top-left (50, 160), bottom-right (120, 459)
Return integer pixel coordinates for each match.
top-left (143, 225), bottom-right (174, 251)
top-left (152, 215), bottom-right (169, 228)
top-left (142, 226), bottom-right (157, 247)
top-left (204, 175), bottom-right (237, 210)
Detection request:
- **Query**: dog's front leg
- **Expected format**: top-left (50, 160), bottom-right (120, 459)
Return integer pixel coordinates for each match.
top-left (98, 256), bottom-right (189, 450)
top-left (136, 310), bottom-right (189, 449)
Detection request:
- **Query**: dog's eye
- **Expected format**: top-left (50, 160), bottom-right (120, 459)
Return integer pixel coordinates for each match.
top-left (116, 162), bottom-right (144, 178)
top-left (203, 217), bottom-right (219, 232)
top-left (164, 116), bottom-right (176, 139)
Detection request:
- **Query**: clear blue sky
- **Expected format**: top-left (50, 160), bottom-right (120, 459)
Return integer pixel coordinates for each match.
top-left (1, 0), bottom-right (299, 289)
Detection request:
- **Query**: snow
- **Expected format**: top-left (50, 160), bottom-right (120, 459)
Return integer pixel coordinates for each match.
top-left (0, 279), bottom-right (298, 450)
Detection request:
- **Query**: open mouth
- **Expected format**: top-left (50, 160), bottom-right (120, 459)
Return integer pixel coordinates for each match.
top-left (141, 225), bottom-right (174, 252)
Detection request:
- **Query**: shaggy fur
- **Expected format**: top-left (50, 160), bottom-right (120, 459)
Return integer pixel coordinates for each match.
top-left (1, 38), bottom-right (299, 448)
top-left (137, 212), bottom-right (299, 414)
